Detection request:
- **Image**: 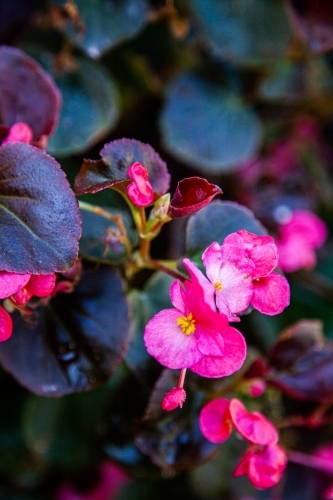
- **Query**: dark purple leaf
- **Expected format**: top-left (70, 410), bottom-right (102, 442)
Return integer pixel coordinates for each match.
top-left (0, 46), bottom-right (61, 140)
top-left (267, 319), bottom-right (333, 403)
top-left (0, 142), bottom-right (81, 274)
top-left (0, 264), bottom-right (130, 396)
top-left (75, 138), bottom-right (170, 196)
top-left (287, 0), bottom-right (333, 53)
top-left (168, 177), bottom-right (222, 218)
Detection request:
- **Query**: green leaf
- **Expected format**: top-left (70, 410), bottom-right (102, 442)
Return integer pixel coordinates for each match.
top-left (65, 0), bottom-right (148, 58)
top-left (160, 73), bottom-right (262, 173)
top-left (48, 57), bottom-right (120, 157)
top-left (186, 200), bottom-right (266, 257)
top-left (0, 142), bottom-right (81, 274)
top-left (0, 264), bottom-right (130, 396)
top-left (190, 0), bottom-right (292, 65)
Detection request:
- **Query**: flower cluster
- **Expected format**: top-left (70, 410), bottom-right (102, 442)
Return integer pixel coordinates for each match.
top-left (199, 397), bottom-right (287, 488)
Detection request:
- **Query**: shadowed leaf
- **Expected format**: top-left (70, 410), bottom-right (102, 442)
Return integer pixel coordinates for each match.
top-left (0, 264), bottom-right (130, 396)
top-left (0, 142), bottom-right (81, 274)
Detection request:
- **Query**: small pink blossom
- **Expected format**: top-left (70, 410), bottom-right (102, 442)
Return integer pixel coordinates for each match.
top-left (162, 387), bottom-right (186, 411)
top-left (201, 242), bottom-right (253, 321)
top-left (144, 258), bottom-right (246, 378)
top-left (126, 162), bottom-right (154, 207)
top-left (199, 397), bottom-right (278, 447)
top-left (2, 122), bottom-right (33, 144)
top-left (0, 305), bottom-right (12, 342)
top-left (229, 398), bottom-right (278, 446)
top-left (276, 209), bottom-right (327, 272)
top-left (0, 271), bottom-right (31, 299)
top-left (233, 443), bottom-right (287, 489)
top-left (25, 273), bottom-right (56, 297)
top-left (200, 230), bottom-right (290, 317)
top-left (199, 398), bottom-right (233, 444)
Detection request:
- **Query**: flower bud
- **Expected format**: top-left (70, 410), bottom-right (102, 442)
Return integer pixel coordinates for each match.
top-left (162, 387), bottom-right (186, 411)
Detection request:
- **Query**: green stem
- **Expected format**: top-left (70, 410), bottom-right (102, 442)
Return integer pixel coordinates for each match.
top-left (78, 200), bottom-right (132, 256)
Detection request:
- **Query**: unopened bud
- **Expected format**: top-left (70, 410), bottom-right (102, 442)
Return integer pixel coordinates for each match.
top-left (162, 387), bottom-right (186, 411)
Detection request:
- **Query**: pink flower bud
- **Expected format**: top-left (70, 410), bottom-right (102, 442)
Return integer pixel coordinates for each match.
top-left (12, 287), bottom-right (33, 306)
top-left (126, 162), bottom-right (154, 207)
top-left (0, 305), bottom-right (12, 341)
top-left (0, 271), bottom-right (31, 299)
top-left (26, 274), bottom-right (56, 297)
top-left (162, 387), bottom-right (186, 411)
top-left (2, 122), bottom-right (33, 144)
top-left (246, 379), bottom-right (267, 398)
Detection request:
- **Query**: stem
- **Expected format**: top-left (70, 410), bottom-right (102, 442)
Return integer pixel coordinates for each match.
top-left (178, 368), bottom-right (187, 389)
top-left (78, 200), bottom-right (132, 256)
top-left (145, 257), bottom-right (187, 281)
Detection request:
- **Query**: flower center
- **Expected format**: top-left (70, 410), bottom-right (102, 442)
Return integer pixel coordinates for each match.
top-left (214, 280), bottom-right (223, 292)
top-left (176, 312), bottom-right (196, 335)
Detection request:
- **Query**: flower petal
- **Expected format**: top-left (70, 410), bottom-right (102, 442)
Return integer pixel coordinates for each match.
top-left (0, 271), bottom-right (31, 299)
top-left (144, 308), bottom-right (202, 369)
top-left (229, 399), bottom-right (278, 445)
top-left (251, 272), bottom-right (290, 315)
top-left (199, 398), bottom-right (232, 444)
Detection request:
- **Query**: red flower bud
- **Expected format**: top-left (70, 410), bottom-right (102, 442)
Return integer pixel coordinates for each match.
top-left (162, 387), bottom-right (186, 411)
top-left (168, 177), bottom-right (222, 218)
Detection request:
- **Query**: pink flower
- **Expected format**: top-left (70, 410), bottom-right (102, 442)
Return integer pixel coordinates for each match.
top-left (276, 209), bottom-right (327, 272)
top-left (0, 271), bottom-right (31, 299)
top-left (233, 443), bottom-right (287, 489)
top-left (144, 258), bottom-right (246, 378)
top-left (201, 242), bottom-right (253, 321)
top-left (2, 122), bottom-right (33, 144)
top-left (229, 398), bottom-right (278, 446)
top-left (199, 398), bottom-right (233, 444)
top-left (223, 230), bottom-right (290, 315)
top-left (126, 162), bottom-right (154, 207)
top-left (199, 397), bottom-right (278, 446)
top-left (0, 305), bottom-right (12, 342)
top-left (162, 387), bottom-right (186, 411)
top-left (197, 231), bottom-right (290, 318)
top-left (12, 273), bottom-right (56, 305)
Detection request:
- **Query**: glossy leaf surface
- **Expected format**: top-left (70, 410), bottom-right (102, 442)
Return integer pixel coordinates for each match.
top-left (65, 0), bottom-right (148, 58)
top-left (75, 138), bottom-right (170, 195)
top-left (160, 73), bottom-right (262, 174)
top-left (0, 264), bottom-right (130, 396)
top-left (190, 0), bottom-right (291, 65)
top-left (0, 45), bottom-right (61, 140)
top-left (267, 319), bottom-right (333, 402)
top-left (186, 200), bottom-right (266, 257)
top-left (0, 142), bottom-right (81, 274)
top-left (48, 57), bottom-right (119, 157)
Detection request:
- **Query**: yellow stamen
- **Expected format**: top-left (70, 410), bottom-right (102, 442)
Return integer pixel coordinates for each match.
top-left (214, 280), bottom-right (223, 292)
top-left (176, 312), bottom-right (196, 335)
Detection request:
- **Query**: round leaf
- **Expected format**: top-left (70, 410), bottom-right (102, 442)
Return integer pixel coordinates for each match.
top-left (75, 138), bottom-right (170, 195)
top-left (186, 200), bottom-right (266, 256)
top-left (0, 142), bottom-right (81, 274)
top-left (160, 73), bottom-right (262, 174)
top-left (190, 0), bottom-right (292, 65)
top-left (65, 0), bottom-right (148, 58)
top-left (48, 57), bottom-right (120, 157)
top-left (0, 264), bottom-right (130, 396)
top-left (0, 45), bottom-right (61, 140)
